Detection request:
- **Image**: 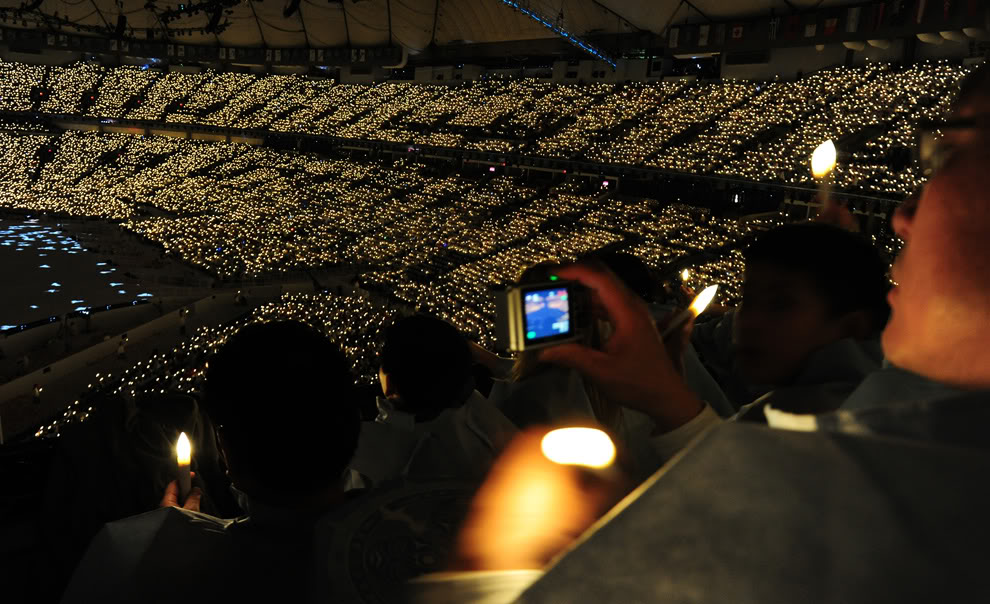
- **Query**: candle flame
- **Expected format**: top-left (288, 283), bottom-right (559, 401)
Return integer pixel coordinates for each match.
top-left (811, 140), bottom-right (837, 179)
top-left (541, 427), bottom-right (616, 469)
top-left (681, 268), bottom-right (690, 281)
top-left (176, 432), bottom-right (191, 466)
top-left (689, 284), bottom-right (719, 316)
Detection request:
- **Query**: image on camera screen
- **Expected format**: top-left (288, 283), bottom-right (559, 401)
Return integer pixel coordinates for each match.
top-left (523, 288), bottom-right (570, 341)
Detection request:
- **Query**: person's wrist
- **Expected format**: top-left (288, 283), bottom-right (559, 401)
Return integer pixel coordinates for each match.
top-left (643, 380), bottom-right (705, 434)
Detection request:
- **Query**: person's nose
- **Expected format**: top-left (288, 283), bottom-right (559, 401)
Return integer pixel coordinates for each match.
top-left (891, 195), bottom-right (916, 242)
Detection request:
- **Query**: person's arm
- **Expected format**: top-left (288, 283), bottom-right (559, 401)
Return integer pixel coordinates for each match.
top-left (539, 262), bottom-right (706, 434)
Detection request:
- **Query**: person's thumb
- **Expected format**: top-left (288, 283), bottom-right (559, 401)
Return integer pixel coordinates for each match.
top-left (160, 480), bottom-right (179, 508)
top-left (183, 487), bottom-right (203, 512)
top-left (539, 343), bottom-right (609, 380)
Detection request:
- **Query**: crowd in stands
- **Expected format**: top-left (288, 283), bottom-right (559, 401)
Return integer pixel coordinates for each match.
top-left (2, 57), bottom-right (987, 602)
top-left (0, 59), bottom-right (971, 198)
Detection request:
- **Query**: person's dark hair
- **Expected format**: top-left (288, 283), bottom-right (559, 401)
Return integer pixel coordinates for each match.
top-left (744, 223), bottom-right (891, 331)
top-left (589, 251), bottom-right (659, 303)
top-left (379, 314), bottom-right (473, 421)
top-left (203, 320), bottom-right (360, 501)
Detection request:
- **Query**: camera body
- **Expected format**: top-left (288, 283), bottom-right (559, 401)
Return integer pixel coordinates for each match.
top-left (494, 280), bottom-right (592, 353)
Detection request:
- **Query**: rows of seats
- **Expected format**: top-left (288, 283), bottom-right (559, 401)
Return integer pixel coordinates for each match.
top-left (0, 59), bottom-right (970, 197)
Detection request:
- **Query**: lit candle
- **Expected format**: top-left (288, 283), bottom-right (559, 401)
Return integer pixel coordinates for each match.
top-left (811, 139), bottom-right (837, 205)
top-left (660, 284), bottom-right (719, 339)
top-left (680, 268), bottom-right (690, 282)
top-left (541, 427), bottom-right (616, 469)
top-left (176, 432), bottom-right (192, 504)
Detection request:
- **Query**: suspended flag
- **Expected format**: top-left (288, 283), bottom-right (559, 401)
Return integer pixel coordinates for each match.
top-left (699, 24), bottom-right (710, 46)
top-left (824, 17), bottom-right (839, 35)
top-left (732, 23), bottom-right (744, 39)
top-left (669, 26), bottom-right (680, 48)
top-left (805, 22), bottom-right (818, 37)
top-left (769, 17), bottom-right (780, 40)
top-left (786, 15), bottom-right (802, 38)
top-left (847, 7), bottom-right (861, 32)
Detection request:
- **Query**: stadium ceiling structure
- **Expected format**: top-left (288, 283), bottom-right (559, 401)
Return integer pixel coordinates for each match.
top-left (0, 0), bottom-right (865, 50)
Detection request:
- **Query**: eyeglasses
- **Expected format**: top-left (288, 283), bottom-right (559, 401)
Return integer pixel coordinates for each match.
top-left (914, 117), bottom-right (984, 178)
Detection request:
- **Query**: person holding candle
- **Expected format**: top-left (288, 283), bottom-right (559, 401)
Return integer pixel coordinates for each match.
top-left (347, 314), bottom-right (516, 488)
top-left (729, 222), bottom-right (889, 417)
top-left (410, 65), bottom-right (990, 603)
top-left (63, 321), bottom-right (365, 603)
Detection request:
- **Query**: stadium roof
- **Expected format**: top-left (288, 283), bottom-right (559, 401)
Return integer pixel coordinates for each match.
top-left (0, 0), bottom-right (863, 50)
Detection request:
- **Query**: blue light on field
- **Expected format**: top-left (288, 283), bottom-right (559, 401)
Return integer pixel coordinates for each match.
top-left (40, 264), bottom-right (50, 268)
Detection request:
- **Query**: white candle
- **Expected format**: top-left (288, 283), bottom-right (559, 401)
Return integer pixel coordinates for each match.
top-left (541, 427), bottom-right (616, 469)
top-left (811, 139), bottom-right (837, 205)
top-left (176, 432), bottom-right (192, 504)
top-left (660, 284), bottom-right (719, 339)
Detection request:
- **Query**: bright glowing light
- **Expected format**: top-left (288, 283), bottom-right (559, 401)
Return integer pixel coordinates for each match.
top-left (811, 140), bottom-right (837, 179)
top-left (681, 268), bottom-right (690, 281)
top-left (176, 432), bottom-right (191, 466)
top-left (541, 427), bottom-right (616, 469)
top-left (689, 284), bottom-right (719, 316)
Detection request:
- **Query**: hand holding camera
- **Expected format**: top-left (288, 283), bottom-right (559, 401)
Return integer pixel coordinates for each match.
top-left (514, 262), bottom-right (704, 433)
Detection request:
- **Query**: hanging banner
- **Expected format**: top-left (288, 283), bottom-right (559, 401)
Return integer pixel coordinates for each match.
top-left (669, 27), bottom-right (679, 48)
top-left (824, 17), bottom-right (839, 35)
top-left (847, 7), bottom-right (862, 32)
top-left (698, 24), bottom-right (709, 46)
top-left (805, 22), bottom-right (818, 37)
top-left (731, 23), bottom-right (744, 39)
top-left (785, 15), bottom-right (801, 38)
top-left (768, 17), bottom-right (780, 40)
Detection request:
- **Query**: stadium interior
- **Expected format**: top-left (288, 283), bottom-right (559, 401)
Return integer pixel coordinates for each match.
top-left (0, 0), bottom-right (988, 601)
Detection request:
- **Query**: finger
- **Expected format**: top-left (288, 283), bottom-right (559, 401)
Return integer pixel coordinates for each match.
top-left (552, 263), bottom-right (642, 330)
top-left (160, 480), bottom-right (179, 508)
top-left (183, 487), bottom-right (203, 512)
top-left (539, 342), bottom-right (611, 382)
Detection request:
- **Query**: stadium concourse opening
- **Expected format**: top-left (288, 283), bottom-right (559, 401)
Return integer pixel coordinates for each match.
top-left (0, 0), bottom-right (988, 600)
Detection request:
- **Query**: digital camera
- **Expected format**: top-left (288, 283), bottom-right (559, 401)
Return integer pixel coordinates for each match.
top-left (494, 280), bottom-right (592, 352)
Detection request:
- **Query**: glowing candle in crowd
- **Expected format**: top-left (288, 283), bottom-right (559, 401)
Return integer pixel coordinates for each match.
top-left (811, 139), bottom-right (837, 204)
top-left (541, 427), bottom-right (616, 469)
top-left (681, 268), bottom-right (691, 282)
top-left (660, 284), bottom-right (719, 338)
top-left (176, 432), bottom-right (192, 503)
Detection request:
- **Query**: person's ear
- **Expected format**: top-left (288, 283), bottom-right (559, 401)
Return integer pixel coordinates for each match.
top-left (837, 309), bottom-right (873, 340)
top-left (380, 370), bottom-right (400, 398)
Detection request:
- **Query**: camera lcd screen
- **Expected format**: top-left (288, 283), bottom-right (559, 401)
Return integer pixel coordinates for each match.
top-left (523, 287), bottom-right (571, 341)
